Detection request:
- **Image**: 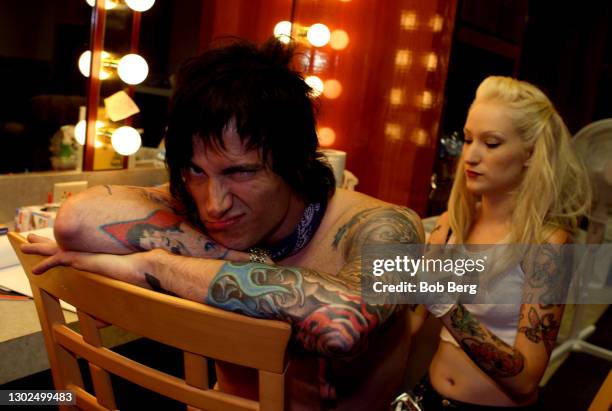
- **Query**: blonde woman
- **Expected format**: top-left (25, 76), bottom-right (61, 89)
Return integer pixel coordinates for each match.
top-left (407, 76), bottom-right (591, 410)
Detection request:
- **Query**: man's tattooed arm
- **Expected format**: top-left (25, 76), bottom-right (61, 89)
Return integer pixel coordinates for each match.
top-left (100, 209), bottom-right (230, 259)
top-left (145, 272), bottom-right (179, 297)
top-left (204, 206), bottom-right (424, 359)
top-left (206, 263), bottom-right (384, 358)
top-left (54, 184), bottom-right (243, 260)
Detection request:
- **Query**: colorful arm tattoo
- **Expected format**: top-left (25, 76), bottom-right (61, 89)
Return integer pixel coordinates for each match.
top-left (448, 304), bottom-right (525, 378)
top-left (446, 243), bottom-right (566, 378)
top-left (206, 206), bottom-right (423, 359)
top-left (332, 206), bottom-right (422, 255)
top-left (100, 209), bottom-right (229, 259)
top-left (518, 305), bottom-right (562, 355)
top-left (522, 243), bottom-right (570, 305)
top-left (206, 262), bottom-right (383, 358)
top-left (519, 243), bottom-right (566, 354)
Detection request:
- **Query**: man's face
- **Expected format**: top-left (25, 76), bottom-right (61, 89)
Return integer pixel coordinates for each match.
top-left (184, 125), bottom-right (296, 250)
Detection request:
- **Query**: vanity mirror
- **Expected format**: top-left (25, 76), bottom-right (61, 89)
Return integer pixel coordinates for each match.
top-left (0, 0), bottom-right (90, 173)
top-left (0, 0), bottom-right (198, 174)
top-left (77, 0), bottom-right (201, 171)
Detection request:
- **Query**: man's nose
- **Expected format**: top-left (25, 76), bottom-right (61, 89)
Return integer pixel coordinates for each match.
top-left (205, 178), bottom-right (232, 219)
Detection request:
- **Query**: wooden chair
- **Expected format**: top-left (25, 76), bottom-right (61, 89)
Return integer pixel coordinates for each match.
top-left (9, 232), bottom-right (291, 411)
top-left (588, 370), bottom-right (612, 411)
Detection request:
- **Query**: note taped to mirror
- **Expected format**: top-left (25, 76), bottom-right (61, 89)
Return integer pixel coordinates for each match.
top-left (104, 91), bottom-right (140, 122)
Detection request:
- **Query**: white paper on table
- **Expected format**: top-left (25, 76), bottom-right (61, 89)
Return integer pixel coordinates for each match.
top-left (0, 235), bottom-right (20, 269)
top-left (0, 229), bottom-right (75, 312)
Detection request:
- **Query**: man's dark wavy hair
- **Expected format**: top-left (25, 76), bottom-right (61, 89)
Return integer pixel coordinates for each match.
top-left (165, 37), bottom-right (335, 226)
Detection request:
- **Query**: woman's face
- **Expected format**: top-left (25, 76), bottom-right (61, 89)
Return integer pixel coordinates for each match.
top-left (462, 100), bottom-right (531, 197)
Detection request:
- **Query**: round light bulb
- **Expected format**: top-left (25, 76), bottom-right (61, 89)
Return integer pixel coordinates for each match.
top-left (318, 127), bottom-right (336, 146)
top-left (125, 0), bottom-right (155, 12)
top-left (273, 21), bottom-right (292, 44)
top-left (78, 51), bottom-right (91, 77)
top-left (74, 120), bottom-right (86, 145)
top-left (330, 30), bottom-right (349, 50)
top-left (305, 75), bottom-right (324, 97)
top-left (111, 126), bottom-right (142, 155)
top-left (85, 0), bottom-right (118, 9)
top-left (323, 79), bottom-right (342, 99)
top-left (74, 120), bottom-right (106, 145)
top-left (117, 54), bottom-right (148, 85)
top-left (78, 50), bottom-right (112, 79)
top-left (307, 23), bottom-right (331, 47)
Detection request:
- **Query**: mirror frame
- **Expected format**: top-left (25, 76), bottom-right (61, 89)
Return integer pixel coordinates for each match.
top-left (83, 1), bottom-right (142, 171)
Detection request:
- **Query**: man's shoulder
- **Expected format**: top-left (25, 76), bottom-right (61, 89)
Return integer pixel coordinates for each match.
top-left (328, 189), bottom-right (420, 222)
top-left (323, 189), bottom-right (424, 246)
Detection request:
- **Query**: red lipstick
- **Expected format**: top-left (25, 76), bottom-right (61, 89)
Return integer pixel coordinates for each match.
top-left (466, 169), bottom-right (482, 178)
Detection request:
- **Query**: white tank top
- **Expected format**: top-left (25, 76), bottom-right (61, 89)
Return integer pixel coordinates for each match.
top-left (440, 233), bottom-right (524, 347)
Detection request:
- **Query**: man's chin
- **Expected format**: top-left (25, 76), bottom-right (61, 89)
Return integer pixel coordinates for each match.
top-left (213, 236), bottom-right (256, 252)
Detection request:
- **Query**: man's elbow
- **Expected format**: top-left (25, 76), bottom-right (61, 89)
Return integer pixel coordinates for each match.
top-left (297, 325), bottom-right (367, 360)
top-left (320, 334), bottom-right (365, 360)
top-left (53, 197), bottom-right (84, 249)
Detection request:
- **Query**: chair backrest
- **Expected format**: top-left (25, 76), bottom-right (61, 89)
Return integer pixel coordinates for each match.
top-left (9, 232), bottom-right (291, 411)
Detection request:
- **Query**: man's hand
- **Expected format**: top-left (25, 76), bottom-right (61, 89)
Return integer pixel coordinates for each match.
top-left (22, 234), bottom-right (152, 288)
top-left (21, 234), bottom-right (227, 302)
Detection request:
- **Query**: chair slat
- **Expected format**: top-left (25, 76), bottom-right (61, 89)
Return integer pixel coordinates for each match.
top-left (70, 384), bottom-right (110, 411)
top-left (54, 323), bottom-right (259, 411)
top-left (35, 287), bottom-right (85, 391)
top-left (259, 369), bottom-right (286, 411)
top-left (184, 351), bottom-right (209, 411)
top-left (78, 310), bottom-right (118, 409)
top-left (88, 363), bottom-right (117, 410)
top-left (184, 351), bottom-right (210, 389)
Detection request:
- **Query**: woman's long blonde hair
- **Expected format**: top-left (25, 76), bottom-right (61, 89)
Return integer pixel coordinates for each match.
top-left (448, 76), bottom-right (592, 244)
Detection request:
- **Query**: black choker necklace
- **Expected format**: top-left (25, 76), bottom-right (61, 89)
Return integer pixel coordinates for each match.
top-left (249, 198), bottom-right (328, 262)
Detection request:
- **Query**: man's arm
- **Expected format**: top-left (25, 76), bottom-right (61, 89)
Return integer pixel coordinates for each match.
top-left (53, 184), bottom-right (239, 260)
top-left (156, 205), bottom-right (423, 358)
top-left (28, 205), bottom-right (423, 359)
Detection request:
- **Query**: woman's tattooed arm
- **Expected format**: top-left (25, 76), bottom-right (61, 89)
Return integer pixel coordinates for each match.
top-left (438, 241), bottom-right (567, 399)
top-left (444, 304), bottom-right (525, 377)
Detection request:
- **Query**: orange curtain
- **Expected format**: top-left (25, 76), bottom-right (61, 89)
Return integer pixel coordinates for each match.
top-left (201, 0), bottom-right (457, 214)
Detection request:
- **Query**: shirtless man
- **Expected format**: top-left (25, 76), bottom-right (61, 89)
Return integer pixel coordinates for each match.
top-left (23, 38), bottom-right (423, 410)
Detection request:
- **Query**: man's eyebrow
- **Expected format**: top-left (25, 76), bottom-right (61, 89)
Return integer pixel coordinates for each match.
top-left (221, 163), bottom-right (264, 174)
top-left (188, 161), bottom-right (202, 170)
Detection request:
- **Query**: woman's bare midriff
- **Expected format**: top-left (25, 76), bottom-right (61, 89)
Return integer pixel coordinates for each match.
top-left (429, 341), bottom-right (538, 407)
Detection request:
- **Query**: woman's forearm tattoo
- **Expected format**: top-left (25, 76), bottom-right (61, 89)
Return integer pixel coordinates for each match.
top-left (449, 304), bottom-right (525, 378)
